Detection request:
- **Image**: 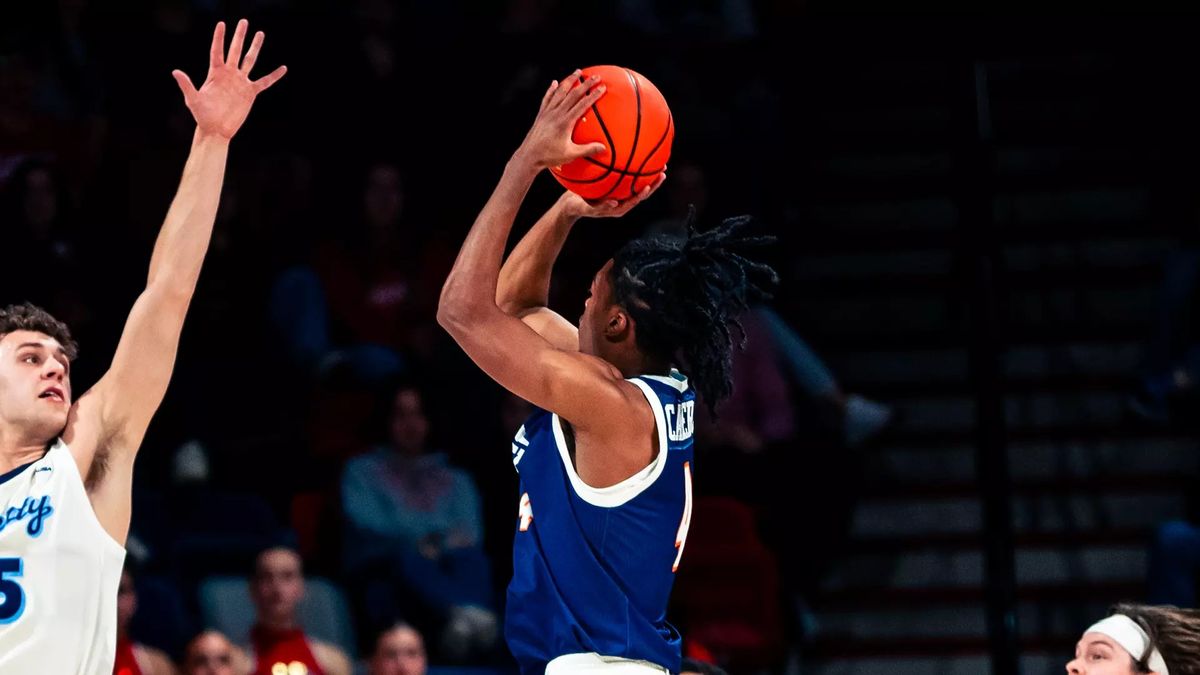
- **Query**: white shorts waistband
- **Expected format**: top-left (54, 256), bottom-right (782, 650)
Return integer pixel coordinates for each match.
top-left (545, 652), bottom-right (670, 674)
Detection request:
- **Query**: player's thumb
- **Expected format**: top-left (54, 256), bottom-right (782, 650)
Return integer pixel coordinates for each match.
top-left (570, 142), bottom-right (607, 160)
top-left (172, 70), bottom-right (198, 100)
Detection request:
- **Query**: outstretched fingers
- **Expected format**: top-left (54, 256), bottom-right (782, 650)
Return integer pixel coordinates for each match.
top-left (253, 65), bottom-right (288, 93)
top-left (567, 80), bottom-right (605, 119)
top-left (209, 21), bottom-right (226, 69)
top-left (241, 30), bottom-right (265, 74)
top-left (171, 69), bottom-right (198, 100)
top-left (226, 19), bottom-right (249, 69)
top-left (550, 70), bottom-right (582, 109)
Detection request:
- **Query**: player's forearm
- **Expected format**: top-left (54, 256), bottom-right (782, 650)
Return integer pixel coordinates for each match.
top-left (439, 152), bottom-right (541, 327)
top-left (496, 194), bottom-right (579, 315)
top-left (145, 130), bottom-right (229, 296)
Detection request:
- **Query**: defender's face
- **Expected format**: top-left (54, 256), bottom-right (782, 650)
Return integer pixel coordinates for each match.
top-left (0, 331), bottom-right (72, 442)
top-left (1065, 633), bottom-right (1140, 675)
top-left (370, 626), bottom-right (427, 675)
top-left (578, 260), bottom-right (616, 357)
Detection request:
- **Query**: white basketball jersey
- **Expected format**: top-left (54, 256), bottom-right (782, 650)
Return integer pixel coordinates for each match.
top-left (0, 439), bottom-right (126, 674)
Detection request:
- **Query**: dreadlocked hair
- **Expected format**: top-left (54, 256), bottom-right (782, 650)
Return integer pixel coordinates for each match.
top-left (1111, 603), bottom-right (1200, 674)
top-left (611, 209), bottom-right (778, 415)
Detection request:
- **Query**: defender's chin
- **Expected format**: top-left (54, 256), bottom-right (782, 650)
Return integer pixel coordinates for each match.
top-left (32, 411), bottom-right (70, 443)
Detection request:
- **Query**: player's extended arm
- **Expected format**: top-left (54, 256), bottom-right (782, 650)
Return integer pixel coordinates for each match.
top-left (495, 194), bottom-right (582, 350)
top-left (497, 181), bottom-right (663, 351)
top-left (439, 74), bottom-right (633, 425)
top-left (66, 19), bottom-right (286, 544)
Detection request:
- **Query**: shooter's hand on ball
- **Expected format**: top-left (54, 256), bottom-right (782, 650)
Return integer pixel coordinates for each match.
top-left (515, 71), bottom-right (608, 169)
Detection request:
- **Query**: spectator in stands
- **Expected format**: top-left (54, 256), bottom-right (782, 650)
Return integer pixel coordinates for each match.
top-left (1128, 242), bottom-right (1200, 423)
top-left (114, 562), bottom-right (177, 675)
top-left (271, 160), bottom-right (431, 382)
top-left (182, 631), bottom-right (251, 675)
top-left (1066, 603), bottom-right (1200, 674)
top-left (1147, 519), bottom-right (1200, 607)
top-left (248, 546), bottom-right (352, 675)
top-left (652, 163), bottom-right (893, 450)
top-left (341, 381), bottom-right (497, 660)
top-left (368, 623), bottom-right (427, 675)
top-left (0, 158), bottom-right (98, 340)
top-left (1127, 182), bottom-right (1200, 424)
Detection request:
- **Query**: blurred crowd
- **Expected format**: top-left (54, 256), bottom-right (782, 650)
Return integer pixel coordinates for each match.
top-left (2, 1), bottom-right (892, 673)
top-left (13, 1), bottom-right (1200, 674)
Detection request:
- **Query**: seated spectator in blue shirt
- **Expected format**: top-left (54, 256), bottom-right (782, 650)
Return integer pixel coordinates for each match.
top-left (341, 381), bottom-right (497, 661)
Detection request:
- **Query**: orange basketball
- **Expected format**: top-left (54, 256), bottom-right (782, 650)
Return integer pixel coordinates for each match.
top-left (551, 65), bottom-right (674, 202)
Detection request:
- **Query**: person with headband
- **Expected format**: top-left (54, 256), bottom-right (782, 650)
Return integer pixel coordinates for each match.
top-left (1067, 603), bottom-right (1200, 674)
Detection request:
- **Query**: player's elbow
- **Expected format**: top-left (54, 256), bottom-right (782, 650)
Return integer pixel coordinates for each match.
top-left (147, 272), bottom-right (197, 305)
top-left (436, 291), bottom-right (473, 335)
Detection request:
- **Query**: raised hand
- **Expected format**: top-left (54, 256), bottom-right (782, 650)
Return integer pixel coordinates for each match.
top-left (561, 171), bottom-right (667, 218)
top-left (172, 19), bottom-right (287, 140)
top-left (517, 71), bottom-right (608, 169)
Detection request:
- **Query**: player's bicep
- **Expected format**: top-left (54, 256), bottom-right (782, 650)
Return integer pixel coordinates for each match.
top-left (87, 287), bottom-right (188, 456)
top-left (516, 307), bottom-right (579, 351)
top-left (442, 308), bottom-right (625, 426)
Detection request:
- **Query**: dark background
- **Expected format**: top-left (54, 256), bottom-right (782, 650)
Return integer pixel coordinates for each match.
top-left (5, 2), bottom-right (1200, 674)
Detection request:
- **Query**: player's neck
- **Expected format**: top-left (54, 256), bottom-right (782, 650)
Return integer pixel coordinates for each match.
top-left (0, 427), bottom-right (51, 474)
top-left (607, 349), bottom-right (671, 380)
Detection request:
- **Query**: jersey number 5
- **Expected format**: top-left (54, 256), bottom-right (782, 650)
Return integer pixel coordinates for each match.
top-left (673, 461), bottom-right (693, 573)
top-left (0, 558), bottom-right (24, 624)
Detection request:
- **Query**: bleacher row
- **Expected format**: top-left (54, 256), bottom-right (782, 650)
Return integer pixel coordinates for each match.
top-left (781, 52), bottom-right (1200, 674)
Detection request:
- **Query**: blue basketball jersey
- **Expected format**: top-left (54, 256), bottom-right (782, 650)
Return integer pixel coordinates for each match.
top-left (505, 370), bottom-right (696, 675)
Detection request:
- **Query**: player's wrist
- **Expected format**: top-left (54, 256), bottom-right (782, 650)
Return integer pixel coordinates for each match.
top-left (510, 144), bottom-right (547, 172)
top-left (554, 193), bottom-right (586, 221)
top-left (193, 127), bottom-right (233, 147)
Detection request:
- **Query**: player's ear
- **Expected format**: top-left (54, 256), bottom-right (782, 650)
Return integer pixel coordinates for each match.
top-left (605, 308), bottom-right (630, 340)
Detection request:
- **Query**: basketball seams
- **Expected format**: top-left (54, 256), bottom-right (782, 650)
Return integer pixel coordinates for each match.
top-left (550, 73), bottom-right (618, 185)
top-left (551, 66), bottom-right (670, 200)
top-left (590, 69), bottom-right (644, 202)
top-left (618, 68), bottom-right (644, 199)
top-left (630, 112), bottom-right (673, 195)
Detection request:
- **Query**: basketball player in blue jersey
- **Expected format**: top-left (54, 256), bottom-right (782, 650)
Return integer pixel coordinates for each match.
top-left (438, 73), bottom-right (777, 674)
top-left (0, 20), bottom-right (284, 673)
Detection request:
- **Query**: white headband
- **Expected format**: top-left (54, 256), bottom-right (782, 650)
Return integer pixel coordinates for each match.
top-left (1086, 614), bottom-right (1170, 675)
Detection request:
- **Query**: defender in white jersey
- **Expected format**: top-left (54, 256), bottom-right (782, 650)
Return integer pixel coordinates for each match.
top-left (0, 19), bottom-right (285, 674)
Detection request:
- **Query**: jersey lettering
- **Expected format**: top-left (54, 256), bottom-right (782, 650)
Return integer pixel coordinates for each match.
top-left (665, 401), bottom-right (694, 442)
top-left (512, 425), bottom-right (529, 470)
top-left (0, 495), bottom-right (54, 537)
top-left (0, 558), bottom-right (25, 624)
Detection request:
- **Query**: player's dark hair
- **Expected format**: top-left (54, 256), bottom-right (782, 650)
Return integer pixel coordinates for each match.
top-left (0, 303), bottom-right (78, 361)
top-left (1110, 603), bottom-right (1200, 674)
top-left (610, 209), bottom-right (777, 414)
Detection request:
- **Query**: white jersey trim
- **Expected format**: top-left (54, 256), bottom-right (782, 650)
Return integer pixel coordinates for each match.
top-left (641, 369), bottom-right (689, 393)
top-left (550, 378), bottom-right (671, 509)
